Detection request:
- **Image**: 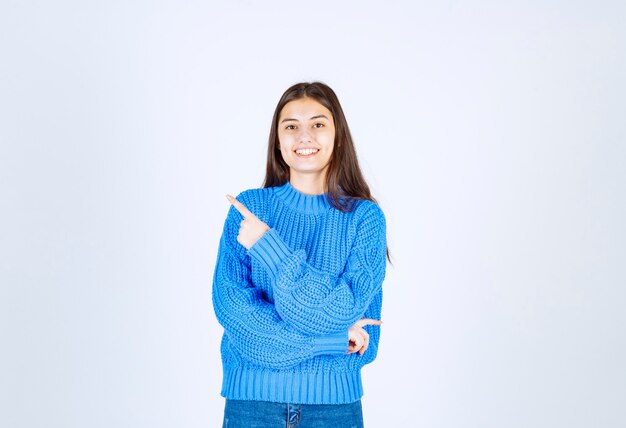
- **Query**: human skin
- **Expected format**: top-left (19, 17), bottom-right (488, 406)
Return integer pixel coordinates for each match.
top-left (276, 97), bottom-right (335, 195)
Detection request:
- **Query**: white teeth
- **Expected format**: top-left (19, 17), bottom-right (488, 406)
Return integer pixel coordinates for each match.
top-left (296, 148), bottom-right (318, 155)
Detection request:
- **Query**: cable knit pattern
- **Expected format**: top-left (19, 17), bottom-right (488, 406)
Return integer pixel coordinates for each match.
top-left (212, 181), bottom-right (386, 404)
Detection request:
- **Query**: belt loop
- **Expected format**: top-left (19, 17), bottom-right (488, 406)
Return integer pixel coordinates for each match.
top-left (286, 403), bottom-right (302, 427)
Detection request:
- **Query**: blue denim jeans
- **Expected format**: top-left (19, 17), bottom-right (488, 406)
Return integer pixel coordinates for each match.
top-left (222, 399), bottom-right (364, 428)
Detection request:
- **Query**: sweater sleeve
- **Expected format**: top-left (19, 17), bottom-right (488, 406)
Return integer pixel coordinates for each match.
top-left (212, 205), bottom-right (348, 369)
top-left (247, 202), bottom-right (387, 335)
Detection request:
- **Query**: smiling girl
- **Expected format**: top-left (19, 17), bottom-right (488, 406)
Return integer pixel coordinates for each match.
top-left (212, 82), bottom-right (388, 427)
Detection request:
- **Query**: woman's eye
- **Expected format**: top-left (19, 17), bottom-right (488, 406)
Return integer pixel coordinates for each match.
top-left (313, 122), bottom-right (324, 128)
top-left (285, 124), bottom-right (296, 130)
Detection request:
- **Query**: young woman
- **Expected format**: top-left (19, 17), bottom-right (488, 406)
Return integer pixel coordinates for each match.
top-left (212, 82), bottom-right (388, 427)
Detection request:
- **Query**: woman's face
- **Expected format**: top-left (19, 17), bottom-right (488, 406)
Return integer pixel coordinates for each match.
top-left (277, 97), bottom-right (336, 182)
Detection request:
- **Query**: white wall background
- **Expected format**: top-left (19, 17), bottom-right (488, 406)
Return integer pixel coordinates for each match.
top-left (1, 1), bottom-right (624, 427)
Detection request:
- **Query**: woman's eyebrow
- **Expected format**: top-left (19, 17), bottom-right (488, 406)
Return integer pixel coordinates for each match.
top-left (309, 114), bottom-right (329, 120)
top-left (280, 114), bottom-right (329, 123)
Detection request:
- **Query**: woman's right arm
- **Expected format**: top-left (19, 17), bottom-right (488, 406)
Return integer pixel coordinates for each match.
top-left (212, 205), bottom-right (348, 369)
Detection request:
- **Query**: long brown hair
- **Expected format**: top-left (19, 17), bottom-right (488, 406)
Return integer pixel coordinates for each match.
top-left (263, 81), bottom-right (391, 262)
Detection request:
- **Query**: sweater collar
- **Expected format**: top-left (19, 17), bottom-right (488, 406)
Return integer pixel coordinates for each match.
top-left (273, 181), bottom-right (331, 214)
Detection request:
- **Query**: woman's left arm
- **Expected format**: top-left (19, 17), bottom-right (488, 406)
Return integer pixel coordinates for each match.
top-left (248, 202), bottom-right (387, 335)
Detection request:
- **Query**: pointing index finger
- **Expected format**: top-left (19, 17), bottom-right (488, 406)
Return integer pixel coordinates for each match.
top-left (356, 319), bottom-right (383, 327)
top-left (226, 194), bottom-right (254, 219)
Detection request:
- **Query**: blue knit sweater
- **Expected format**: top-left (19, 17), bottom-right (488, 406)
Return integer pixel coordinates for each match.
top-left (212, 181), bottom-right (387, 404)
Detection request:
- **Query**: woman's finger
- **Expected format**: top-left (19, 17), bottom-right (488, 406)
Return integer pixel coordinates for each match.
top-left (348, 341), bottom-right (361, 354)
top-left (354, 332), bottom-right (364, 348)
top-left (360, 328), bottom-right (370, 355)
top-left (347, 326), bottom-right (365, 354)
top-left (226, 194), bottom-right (255, 219)
top-left (355, 318), bottom-right (383, 328)
top-left (352, 329), bottom-right (367, 355)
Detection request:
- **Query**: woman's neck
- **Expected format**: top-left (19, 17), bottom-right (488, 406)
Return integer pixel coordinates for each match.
top-left (289, 172), bottom-right (327, 195)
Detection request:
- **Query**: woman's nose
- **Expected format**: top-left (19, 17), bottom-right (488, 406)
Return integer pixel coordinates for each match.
top-left (298, 129), bottom-right (312, 143)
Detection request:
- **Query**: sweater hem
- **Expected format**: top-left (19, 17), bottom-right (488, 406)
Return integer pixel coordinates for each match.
top-left (221, 366), bottom-right (363, 405)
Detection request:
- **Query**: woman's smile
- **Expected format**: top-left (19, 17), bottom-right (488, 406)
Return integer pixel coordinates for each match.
top-left (294, 147), bottom-right (320, 156)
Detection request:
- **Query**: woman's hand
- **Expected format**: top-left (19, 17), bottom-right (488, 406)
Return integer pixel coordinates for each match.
top-left (348, 318), bottom-right (382, 355)
top-left (226, 194), bottom-right (270, 250)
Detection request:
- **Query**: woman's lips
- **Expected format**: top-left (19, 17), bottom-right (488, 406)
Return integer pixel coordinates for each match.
top-left (295, 148), bottom-right (319, 157)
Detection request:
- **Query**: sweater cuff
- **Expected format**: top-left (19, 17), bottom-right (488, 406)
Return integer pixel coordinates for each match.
top-left (311, 331), bottom-right (348, 357)
top-left (248, 228), bottom-right (293, 278)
